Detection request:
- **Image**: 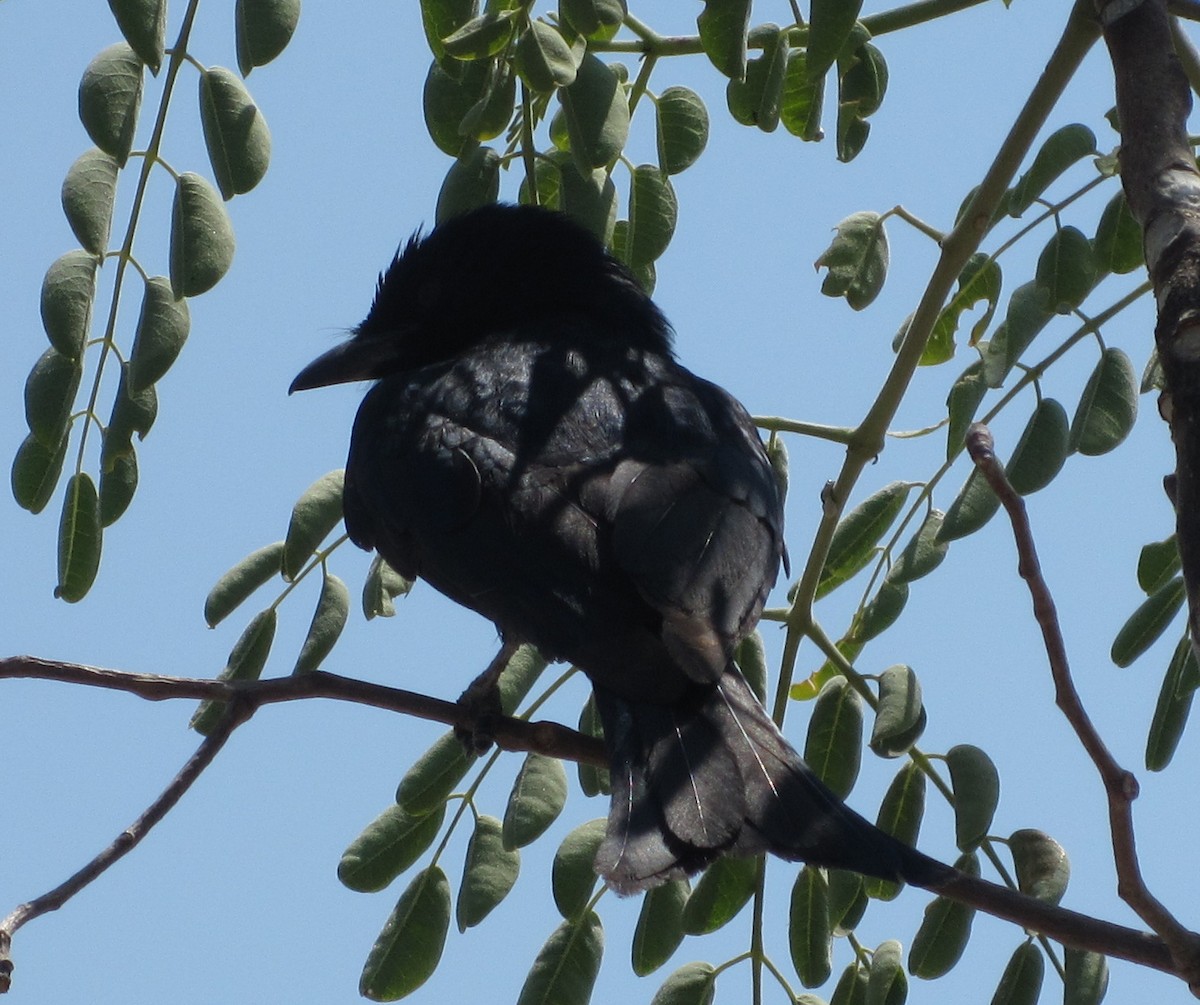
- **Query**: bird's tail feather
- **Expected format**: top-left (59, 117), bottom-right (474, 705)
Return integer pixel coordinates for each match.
top-left (593, 667), bottom-right (952, 894)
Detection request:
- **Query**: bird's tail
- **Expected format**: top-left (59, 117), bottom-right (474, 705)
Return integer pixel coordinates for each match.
top-left (592, 666), bottom-right (953, 894)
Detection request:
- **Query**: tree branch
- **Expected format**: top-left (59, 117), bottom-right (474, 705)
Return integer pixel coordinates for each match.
top-left (965, 423), bottom-right (1200, 992)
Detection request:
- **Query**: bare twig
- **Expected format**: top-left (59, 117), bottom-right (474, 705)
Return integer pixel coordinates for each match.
top-left (966, 423), bottom-right (1200, 991)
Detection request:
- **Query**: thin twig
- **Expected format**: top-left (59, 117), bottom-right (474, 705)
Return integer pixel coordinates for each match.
top-left (965, 423), bottom-right (1200, 991)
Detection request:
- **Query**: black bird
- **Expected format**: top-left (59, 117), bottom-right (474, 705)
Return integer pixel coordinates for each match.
top-left (291, 203), bottom-right (950, 892)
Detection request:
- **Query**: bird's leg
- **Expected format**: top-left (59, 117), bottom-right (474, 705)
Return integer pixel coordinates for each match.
top-left (455, 638), bottom-right (520, 755)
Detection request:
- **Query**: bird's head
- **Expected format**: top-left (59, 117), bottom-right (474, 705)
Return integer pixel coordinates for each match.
top-left (290, 203), bottom-right (671, 393)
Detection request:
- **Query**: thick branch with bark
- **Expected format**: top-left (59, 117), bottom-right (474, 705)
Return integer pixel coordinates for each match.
top-left (1099, 0), bottom-right (1200, 653)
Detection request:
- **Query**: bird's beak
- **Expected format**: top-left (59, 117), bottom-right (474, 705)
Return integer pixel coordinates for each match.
top-left (289, 337), bottom-right (401, 393)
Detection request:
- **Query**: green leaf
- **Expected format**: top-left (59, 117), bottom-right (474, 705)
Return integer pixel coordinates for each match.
top-left (170, 171), bottom-right (235, 297)
top-left (1008, 123), bottom-right (1097, 217)
top-left (656, 86), bottom-right (708, 175)
top-left (129, 276), bottom-right (190, 392)
top-left (1035, 226), bottom-right (1097, 312)
top-left (236, 0), bottom-right (300, 75)
top-left (681, 856), bottom-right (757, 935)
top-left (908, 853), bottom-right (979, 979)
top-left (435, 145), bottom-right (501, 224)
top-left (11, 432), bottom-right (70, 515)
top-left (552, 818), bottom-right (606, 919)
top-left (397, 730), bottom-right (476, 814)
top-left (835, 109), bottom-right (870, 164)
top-left (459, 61), bottom-right (517, 141)
top-left (780, 49), bottom-right (825, 140)
top-left (803, 677), bottom-right (863, 799)
top-left (789, 866), bottom-right (832, 988)
top-left (99, 446), bottom-right (138, 527)
top-left (576, 695), bottom-right (610, 796)
top-left (1094, 190), bottom-right (1142, 274)
top-left (1005, 397), bottom-right (1069, 495)
top-left (817, 481), bottom-right (910, 598)
top-left (282, 469), bottom-right (345, 580)
top-left (831, 962), bottom-right (869, 1005)
top-left (56, 473), bottom-right (102, 603)
top-left (104, 362), bottom-right (158, 460)
top-left (809, 0), bottom-right (864, 81)
top-left (1137, 535), bottom-right (1180, 595)
top-left (839, 41), bottom-right (887, 118)
top-left (515, 20), bottom-right (578, 92)
top-left (199, 67), bottom-right (272, 199)
top-left (1064, 948), bottom-right (1109, 1005)
top-left (869, 664), bottom-right (925, 757)
top-left (610, 220), bottom-right (656, 294)
top-left (1145, 635), bottom-right (1200, 771)
top-left (107, 0), bottom-right (166, 73)
top-left (62, 148), bottom-right (119, 255)
top-left (559, 159), bottom-right (617, 242)
top-left (627, 165), bottom-right (677, 266)
top-left (991, 942), bottom-right (1044, 1005)
top-left (734, 631), bottom-right (769, 703)
top-left (190, 608), bottom-right (277, 733)
top-left (560, 0), bottom-right (627, 40)
top-left (293, 571), bottom-right (350, 674)
top-left (946, 361), bottom-right (987, 459)
top-left (791, 636), bottom-right (862, 701)
top-left (443, 10), bottom-right (518, 60)
top-left (981, 281), bottom-right (1053, 388)
top-left (816, 211), bottom-right (889, 310)
top-left (1009, 828), bottom-right (1069, 905)
top-left (364, 554), bottom-right (414, 620)
top-left (1111, 576), bottom-right (1185, 667)
top-left (503, 752), bottom-right (568, 849)
top-left (865, 939), bottom-right (906, 1005)
top-left (41, 249), bottom-right (98, 360)
top-left (1070, 347), bottom-right (1138, 455)
top-left (516, 911), bottom-right (604, 1005)
top-left (457, 814), bottom-right (520, 930)
top-left (560, 54), bottom-right (630, 173)
top-left (423, 59), bottom-right (493, 157)
top-left (204, 541), bottom-right (284, 627)
top-left (923, 254), bottom-right (1002, 366)
top-left (421, 0), bottom-right (476, 61)
top-left (946, 744), bottom-right (1000, 850)
top-left (827, 869), bottom-right (866, 935)
top-left (696, 0), bottom-right (751, 79)
top-left (726, 26), bottom-right (788, 132)
top-left (359, 866), bottom-right (451, 1001)
top-left (339, 803), bottom-right (446, 893)
top-left (25, 348), bottom-right (82, 448)
top-left (866, 763), bottom-right (925, 900)
top-left (886, 509), bottom-right (948, 586)
top-left (937, 467), bottom-right (1000, 543)
top-left (632, 878), bottom-right (689, 976)
top-left (78, 42), bottom-right (143, 166)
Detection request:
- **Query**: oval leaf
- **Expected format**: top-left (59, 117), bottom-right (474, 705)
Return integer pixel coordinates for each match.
top-left (946, 361), bottom-right (987, 459)
top-left (282, 469), bottom-right (345, 580)
top-left (815, 211), bottom-right (888, 311)
top-left (56, 472), bottom-right (102, 602)
top-left (1146, 636), bottom-right (1200, 771)
top-left (908, 852), bottom-right (979, 979)
top-left (827, 869), bottom-right (866, 936)
top-left (1111, 576), bottom-right (1186, 667)
top-left (946, 744), bottom-right (999, 851)
top-left (865, 763), bottom-right (925, 900)
top-left (632, 878), bottom-right (689, 977)
top-left (129, 275), bottom-right (190, 392)
top-left (981, 281), bottom-right (1054, 388)
top-left (359, 866), bottom-right (451, 1001)
top-left (78, 42), bottom-right (143, 165)
top-left (681, 855), bottom-right (757, 935)
top-left (397, 730), bottom-right (476, 815)
top-left (236, 0), bottom-right (301, 75)
top-left (62, 148), bottom-right (119, 255)
top-left (190, 607), bottom-right (277, 733)
top-left (293, 571), bottom-right (350, 674)
top-left (516, 911), bottom-right (604, 1005)
top-left (363, 553), bottom-right (414, 620)
top-left (1064, 948), bottom-right (1108, 1005)
top-left (25, 348), bottom-right (82, 448)
top-left (818, 481), bottom-right (910, 598)
top-left (1035, 226), bottom-right (1097, 313)
top-left (1094, 191), bottom-right (1142, 274)
top-left (808, 0), bottom-right (863, 81)
top-left (697, 0), bottom-right (750, 79)
top-left (443, 10), bottom-right (517, 60)
top-left (205, 540), bottom-right (284, 627)
top-left (831, 962), bottom-right (869, 1005)
top-left (12, 432), bottom-right (70, 515)
top-left (107, 0), bottom-right (166, 72)
top-left (41, 249), bottom-right (99, 360)
top-left (656, 86), bottom-right (708, 175)
top-left (1137, 535), bottom-right (1180, 595)
top-left (561, 0), bottom-right (627, 40)
top-left (457, 814), bottom-right (520, 930)
top-left (552, 818), bottom-right (607, 919)
top-left (869, 664), bottom-right (925, 757)
top-left (435, 145), bottom-right (501, 224)
top-left (866, 939), bottom-right (906, 1005)
top-left (1009, 124), bottom-right (1097, 217)
top-left (627, 164), bottom-right (677, 266)
top-left (516, 20), bottom-right (578, 92)
top-left (99, 447), bottom-right (138, 527)
top-left (937, 467), bottom-right (1000, 543)
top-left (1009, 828), bottom-right (1069, 905)
top-left (559, 53), bottom-right (630, 172)
top-left (576, 695), bottom-right (610, 797)
top-left (339, 803), bottom-right (446, 893)
top-left (803, 676), bottom-right (863, 799)
top-left (199, 67), bottom-right (272, 199)
top-left (886, 509), bottom-right (948, 585)
top-left (423, 58), bottom-right (491, 157)
top-left (789, 866), bottom-right (832, 989)
top-left (1070, 347), bottom-right (1137, 456)
top-left (1005, 397), bottom-right (1069, 495)
top-left (503, 752), bottom-right (568, 850)
top-left (170, 171), bottom-right (235, 296)
top-left (991, 942), bottom-right (1044, 1005)
top-left (734, 630), bottom-right (768, 704)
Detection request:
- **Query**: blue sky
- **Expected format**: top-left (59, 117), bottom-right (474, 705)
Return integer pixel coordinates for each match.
top-left (2, 2), bottom-right (1197, 1003)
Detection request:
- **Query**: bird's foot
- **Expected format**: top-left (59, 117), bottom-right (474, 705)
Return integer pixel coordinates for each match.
top-left (455, 675), bottom-right (503, 755)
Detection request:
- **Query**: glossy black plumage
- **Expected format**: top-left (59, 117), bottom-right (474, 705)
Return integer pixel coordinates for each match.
top-left (292, 203), bottom-right (950, 892)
